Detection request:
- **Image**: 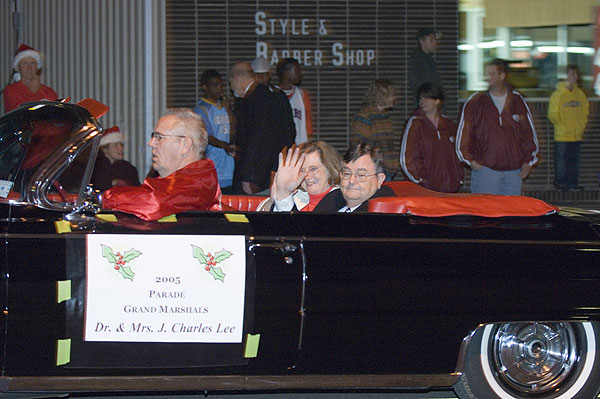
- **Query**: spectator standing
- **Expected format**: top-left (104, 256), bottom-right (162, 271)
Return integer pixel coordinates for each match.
top-left (228, 62), bottom-right (295, 194)
top-left (194, 69), bottom-right (236, 192)
top-left (400, 83), bottom-right (463, 193)
top-left (251, 57), bottom-right (272, 86)
top-left (548, 64), bottom-right (589, 191)
top-left (408, 28), bottom-right (441, 107)
top-left (4, 43), bottom-right (58, 113)
top-left (91, 126), bottom-right (140, 191)
top-left (275, 58), bottom-right (312, 145)
top-left (350, 79), bottom-right (398, 181)
top-left (456, 59), bottom-right (539, 195)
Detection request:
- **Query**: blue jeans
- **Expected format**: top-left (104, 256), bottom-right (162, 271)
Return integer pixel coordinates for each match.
top-left (471, 166), bottom-right (522, 195)
top-left (554, 141), bottom-right (581, 189)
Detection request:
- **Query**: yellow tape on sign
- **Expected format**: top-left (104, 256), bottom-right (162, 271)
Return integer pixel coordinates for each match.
top-left (225, 213), bottom-right (249, 223)
top-left (56, 339), bottom-right (71, 366)
top-left (56, 280), bottom-right (71, 303)
top-left (244, 334), bottom-right (260, 358)
top-left (158, 214), bottom-right (177, 222)
top-left (97, 214), bottom-right (118, 222)
top-left (54, 220), bottom-right (71, 234)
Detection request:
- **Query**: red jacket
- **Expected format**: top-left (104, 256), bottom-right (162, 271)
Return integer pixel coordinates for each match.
top-left (400, 109), bottom-right (464, 193)
top-left (456, 89), bottom-right (539, 171)
top-left (103, 159), bottom-right (221, 221)
top-left (4, 81), bottom-right (58, 112)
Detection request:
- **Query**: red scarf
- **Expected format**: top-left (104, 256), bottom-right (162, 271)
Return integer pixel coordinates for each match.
top-left (302, 186), bottom-right (335, 212)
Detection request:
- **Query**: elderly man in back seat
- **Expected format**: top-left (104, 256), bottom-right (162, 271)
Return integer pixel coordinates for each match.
top-left (102, 108), bottom-right (221, 220)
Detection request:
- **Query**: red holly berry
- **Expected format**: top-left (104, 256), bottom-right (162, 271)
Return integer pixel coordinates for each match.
top-left (205, 266), bottom-right (210, 271)
top-left (116, 252), bottom-right (121, 257)
top-left (114, 265), bottom-right (120, 270)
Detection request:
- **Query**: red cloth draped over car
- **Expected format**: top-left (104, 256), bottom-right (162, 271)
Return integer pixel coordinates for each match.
top-left (102, 159), bottom-right (221, 221)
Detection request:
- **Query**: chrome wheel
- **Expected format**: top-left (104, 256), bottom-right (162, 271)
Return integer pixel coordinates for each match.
top-left (492, 323), bottom-right (577, 394)
top-left (454, 322), bottom-right (600, 399)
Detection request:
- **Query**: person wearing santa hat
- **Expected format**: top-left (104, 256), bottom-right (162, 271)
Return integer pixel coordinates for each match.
top-left (90, 126), bottom-right (140, 191)
top-left (3, 43), bottom-right (58, 113)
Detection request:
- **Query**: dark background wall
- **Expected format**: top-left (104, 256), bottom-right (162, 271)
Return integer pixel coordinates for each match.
top-left (165, 0), bottom-right (600, 208)
top-left (165, 0), bottom-right (459, 152)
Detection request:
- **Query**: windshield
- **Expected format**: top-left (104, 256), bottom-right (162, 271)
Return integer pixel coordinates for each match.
top-left (0, 102), bottom-right (101, 208)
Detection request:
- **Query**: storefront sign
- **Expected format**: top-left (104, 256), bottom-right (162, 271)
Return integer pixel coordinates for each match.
top-left (254, 11), bottom-right (375, 66)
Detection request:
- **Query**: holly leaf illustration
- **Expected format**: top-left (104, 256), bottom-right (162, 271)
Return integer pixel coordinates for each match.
top-left (209, 266), bottom-right (226, 282)
top-left (101, 244), bottom-right (117, 263)
top-left (123, 248), bottom-right (142, 262)
top-left (118, 265), bottom-right (135, 281)
top-left (101, 244), bottom-right (139, 281)
top-left (214, 249), bottom-right (233, 263)
top-left (192, 245), bottom-right (207, 264)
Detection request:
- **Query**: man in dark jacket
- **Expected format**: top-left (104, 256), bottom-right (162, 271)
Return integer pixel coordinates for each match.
top-left (408, 27), bottom-right (442, 108)
top-left (229, 62), bottom-right (296, 194)
top-left (313, 143), bottom-right (396, 212)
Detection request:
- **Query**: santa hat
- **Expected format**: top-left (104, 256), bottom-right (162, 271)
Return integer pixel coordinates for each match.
top-left (13, 43), bottom-right (42, 70)
top-left (100, 126), bottom-right (124, 146)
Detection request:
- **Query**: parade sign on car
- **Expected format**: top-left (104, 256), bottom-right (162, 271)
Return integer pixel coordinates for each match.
top-left (84, 234), bottom-right (246, 343)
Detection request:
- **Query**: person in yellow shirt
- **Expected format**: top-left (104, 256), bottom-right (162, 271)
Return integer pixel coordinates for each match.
top-left (548, 64), bottom-right (589, 191)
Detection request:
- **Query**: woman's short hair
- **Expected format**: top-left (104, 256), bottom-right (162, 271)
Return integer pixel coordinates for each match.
top-left (418, 82), bottom-right (445, 102)
top-left (301, 140), bottom-right (342, 186)
top-left (362, 79), bottom-right (395, 107)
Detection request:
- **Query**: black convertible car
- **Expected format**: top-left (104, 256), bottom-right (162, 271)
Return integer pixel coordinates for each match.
top-left (1, 100), bottom-right (600, 399)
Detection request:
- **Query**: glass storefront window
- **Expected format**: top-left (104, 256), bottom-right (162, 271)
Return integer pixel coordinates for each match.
top-left (458, 6), bottom-right (595, 97)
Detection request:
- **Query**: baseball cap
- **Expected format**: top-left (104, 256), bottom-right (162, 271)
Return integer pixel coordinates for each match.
top-left (251, 57), bottom-right (270, 73)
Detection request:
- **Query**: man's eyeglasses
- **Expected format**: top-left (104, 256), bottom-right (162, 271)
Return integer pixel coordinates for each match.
top-left (300, 165), bottom-right (324, 176)
top-left (340, 169), bottom-right (380, 182)
top-left (150, 132), bottom-right (186, 141)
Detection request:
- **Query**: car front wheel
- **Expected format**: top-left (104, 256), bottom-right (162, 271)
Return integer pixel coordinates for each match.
top-left (454, 322), bottom-right (600, 399)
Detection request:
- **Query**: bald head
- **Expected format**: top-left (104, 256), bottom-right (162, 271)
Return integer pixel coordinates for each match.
top-left (229, 62), bottom-right (255, 97)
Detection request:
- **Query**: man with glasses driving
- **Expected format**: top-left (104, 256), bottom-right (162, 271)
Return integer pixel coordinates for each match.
top-left (102, 108), bottom-right (221, 220)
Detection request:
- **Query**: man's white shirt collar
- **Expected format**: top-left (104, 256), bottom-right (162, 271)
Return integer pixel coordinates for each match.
top-left (242, 81), bottom-right (254, 97)
top-left (338, 203), bottom-right (361, 213)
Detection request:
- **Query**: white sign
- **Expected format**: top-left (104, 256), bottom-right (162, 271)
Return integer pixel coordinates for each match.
top-left (85, 234), bottom-right (246, 343)
top-left (0, 180), bottom-right (13, 198)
